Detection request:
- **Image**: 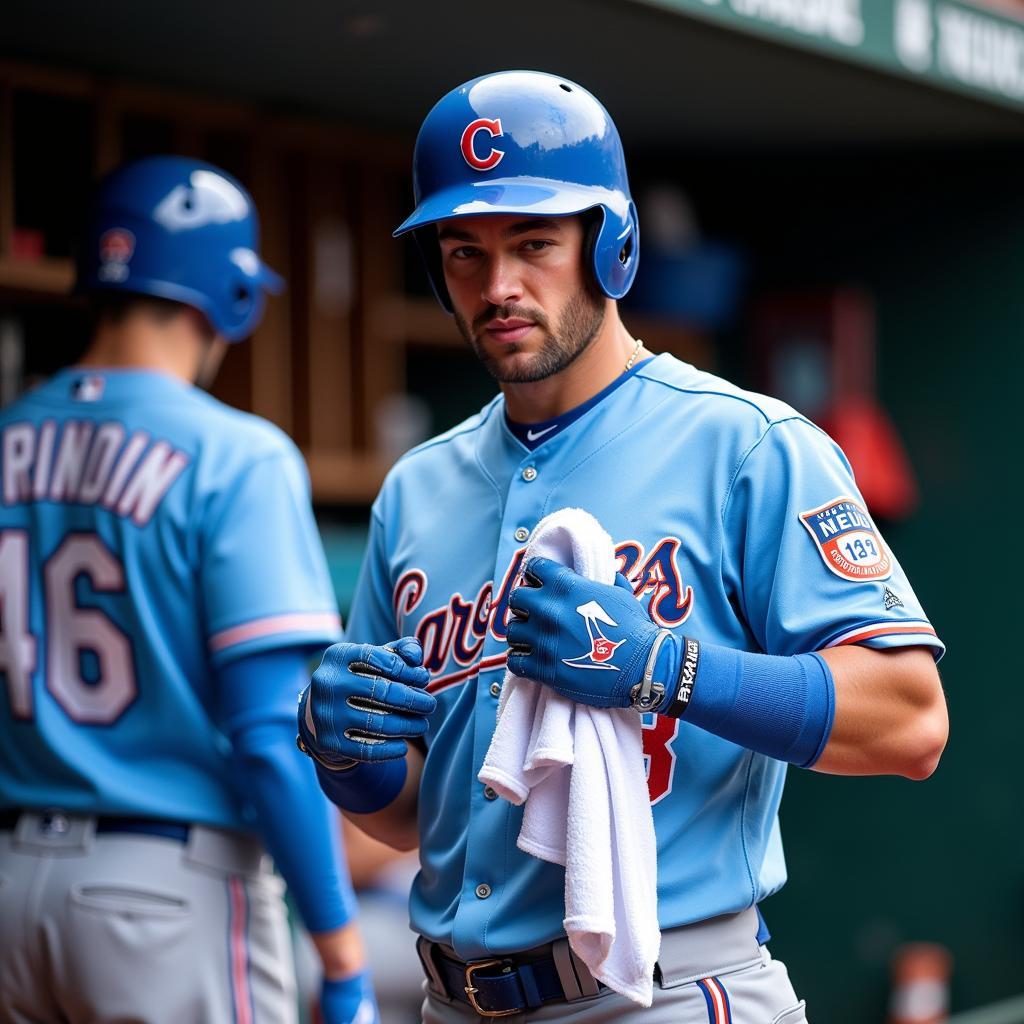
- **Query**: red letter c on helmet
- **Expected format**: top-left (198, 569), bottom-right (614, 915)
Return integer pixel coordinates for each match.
top-left (461, 118), bottom-right (505, 171)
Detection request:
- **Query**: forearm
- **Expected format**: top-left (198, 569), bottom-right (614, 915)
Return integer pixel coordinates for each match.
top-left (310, 920), bottom-right (369, 980)
top-left (812, 645), bottom-right (947, 779)
top-left (335, 745), bottom-right (424, 852)
top-left (666, 639), bottom-right (946, 779)
top-left (341, 815), bottom-right (417, 888)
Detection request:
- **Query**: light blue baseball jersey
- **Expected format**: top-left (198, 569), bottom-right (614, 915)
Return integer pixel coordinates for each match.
top-left (346, 352), bottom-right (943, 960)
top-left (0, 367), bottom-right (342, 830)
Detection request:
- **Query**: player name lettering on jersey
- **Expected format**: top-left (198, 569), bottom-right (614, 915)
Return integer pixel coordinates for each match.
top-left (2, 420), bottom-right (189, 526)
top-left (395, 535), bottom-right (694, 682)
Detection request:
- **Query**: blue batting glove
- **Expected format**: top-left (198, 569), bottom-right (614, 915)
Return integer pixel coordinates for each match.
top-left (320, 970), bottom-right (380, 1024)
top-left (506, 556), bottom-right (671, 709)
top-left (297, 637), bottom-right (435, 769)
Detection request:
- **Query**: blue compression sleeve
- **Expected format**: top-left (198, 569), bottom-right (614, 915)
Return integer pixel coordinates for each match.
top-left (657, 641), bottom-right (835, 768)
top-left (218, 647), bottom-right (358, 933)
top-left (314, 758), bottom-right (409, 815)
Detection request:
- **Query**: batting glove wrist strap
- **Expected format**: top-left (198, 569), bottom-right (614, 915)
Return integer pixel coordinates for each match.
top-left (295, 733), bottom-right (358, 773)
top-left (657, 635), bottom-right (700, 719)
top-left (629, 629), bottom-right (673, 712)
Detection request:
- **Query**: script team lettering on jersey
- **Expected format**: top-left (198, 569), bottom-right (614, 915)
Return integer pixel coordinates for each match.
top-left (393, 536), bottom-right (694, 803)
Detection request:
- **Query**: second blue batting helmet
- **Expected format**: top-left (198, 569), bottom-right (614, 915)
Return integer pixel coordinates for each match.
top-left (77, 155), bottom-right (283, 342)
top-left (394, 70), bottom-right (639, 311)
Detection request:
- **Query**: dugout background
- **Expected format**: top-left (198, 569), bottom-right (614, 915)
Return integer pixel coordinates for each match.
top-left (2, 1), bottom-right (1023, 1019)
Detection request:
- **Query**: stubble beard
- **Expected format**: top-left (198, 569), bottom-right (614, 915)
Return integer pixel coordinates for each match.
top-left (454, 288), bottom-right (606, 384)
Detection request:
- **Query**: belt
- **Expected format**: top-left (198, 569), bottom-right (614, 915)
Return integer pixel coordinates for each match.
top-left (417, 907), bottom-right (766, 1017)
top-left (417, 937), bottom-right (595, 1018)
top-left (0, 809), bottom-right (191, 843)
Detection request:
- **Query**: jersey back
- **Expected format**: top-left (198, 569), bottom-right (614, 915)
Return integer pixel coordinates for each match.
top-left (0, 367), bottom-right (341, 830)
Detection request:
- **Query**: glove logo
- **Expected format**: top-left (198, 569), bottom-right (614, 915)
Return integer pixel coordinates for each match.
top-left (562, 599), bottom-right (625, 671)
top-left (461, 118), bottom-right (505, 171)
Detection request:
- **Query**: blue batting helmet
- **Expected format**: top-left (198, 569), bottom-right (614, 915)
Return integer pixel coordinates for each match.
top-left (394, 70), bottom-right (639, 311)
top-left (77, 155), bottom-right (283, 342)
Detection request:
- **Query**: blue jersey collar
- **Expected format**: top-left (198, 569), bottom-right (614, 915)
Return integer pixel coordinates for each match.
top-left (505, 356), bottom-right (655, 451)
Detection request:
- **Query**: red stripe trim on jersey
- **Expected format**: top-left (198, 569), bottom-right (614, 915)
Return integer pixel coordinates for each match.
top-left (428, 653), bottom-right (508, 693)
top-left (228, 877), bottom-right (254, 1024)
top-left (827, 624), bottom-right (939, 648)
top-left (209, 612), bottom-right (342, 653)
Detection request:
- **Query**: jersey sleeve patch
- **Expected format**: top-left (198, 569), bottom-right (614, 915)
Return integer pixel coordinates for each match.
top-left (799, 496), bottom-right (892, 582)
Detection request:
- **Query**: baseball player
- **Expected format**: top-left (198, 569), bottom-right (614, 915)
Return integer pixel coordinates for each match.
top-left (297, 71), bottom-right (947, 1022)
top-left (0, 156), bottom-right (379, 1024)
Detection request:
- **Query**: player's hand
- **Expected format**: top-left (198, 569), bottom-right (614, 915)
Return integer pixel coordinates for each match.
top-left (319, 970), bottom-right (380, 1024)
top-left (297, 637), bottom-right (435, 770)
top-left (506, 556), bottom-right (665, 709)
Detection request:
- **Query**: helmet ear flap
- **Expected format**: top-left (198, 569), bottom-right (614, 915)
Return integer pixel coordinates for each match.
top-left (211, 272), bottom-right (265, 341)
top-left (587, 201), bottom-right (639, 300)
top-left (412, 228), bottom-right (453, 314)
top-left (619, 203), bottom-right (639, 272)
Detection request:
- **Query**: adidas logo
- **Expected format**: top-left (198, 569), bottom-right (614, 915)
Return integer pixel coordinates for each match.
top-left (884, 587), bottom-right (904, 611)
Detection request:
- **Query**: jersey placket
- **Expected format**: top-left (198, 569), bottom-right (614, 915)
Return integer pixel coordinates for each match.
top-left (450, 440), bottom-right (558, 956)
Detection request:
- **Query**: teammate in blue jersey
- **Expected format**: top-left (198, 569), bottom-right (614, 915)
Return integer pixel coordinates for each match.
top-left (0, 156), bottom-right (379, 1024)
top-left (297, 72), bottom-right (948, 1022)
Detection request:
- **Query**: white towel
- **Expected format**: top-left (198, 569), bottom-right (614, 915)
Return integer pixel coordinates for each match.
top-left (478, 507), bottom-right (660, 1007)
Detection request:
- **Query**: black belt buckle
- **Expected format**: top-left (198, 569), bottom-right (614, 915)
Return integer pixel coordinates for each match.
top-left (464, 958), bottom-right (520, 1018)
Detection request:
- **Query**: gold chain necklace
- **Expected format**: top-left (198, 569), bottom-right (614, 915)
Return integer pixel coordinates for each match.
top-left (624, 338), bottom-right (643, 373)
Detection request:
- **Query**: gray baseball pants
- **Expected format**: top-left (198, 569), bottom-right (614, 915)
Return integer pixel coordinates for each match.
top-left (0, 811), bottom-right (297, 1024)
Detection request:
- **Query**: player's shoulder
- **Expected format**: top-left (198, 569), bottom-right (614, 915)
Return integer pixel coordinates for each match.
top-left (185, 388), bottom-right (300, 464)
top-left (637, 356), bottom-right (847, 484)
top-left (636, 353), bottom-right (805, 430)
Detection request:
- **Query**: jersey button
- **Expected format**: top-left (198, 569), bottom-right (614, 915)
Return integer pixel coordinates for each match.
top-left (521, 467), bottom-right (538, 482)
top-left (489, 681), bottom-right (501, 698)
top-left (514, 527), bottom-right (530, 543)
top-left (475, 883), bottom-right (492, 899)
top-left (483, 785), bottom-right (498, 801)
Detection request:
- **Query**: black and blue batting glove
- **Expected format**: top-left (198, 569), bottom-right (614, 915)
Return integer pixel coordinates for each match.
top-left (507, 556), bottom-right (697, 715)
top-left (297, 637), bottom-right (435, 770)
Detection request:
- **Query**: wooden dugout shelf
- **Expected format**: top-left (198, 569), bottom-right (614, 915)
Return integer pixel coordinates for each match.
top-left (0, 59), bottom-right (713, 506)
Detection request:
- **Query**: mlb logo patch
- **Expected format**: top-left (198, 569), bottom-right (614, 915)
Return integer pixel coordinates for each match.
top-left (72, 375), bottom-right (106, 402)
top-left (800, 496), bottom-right (892, 582)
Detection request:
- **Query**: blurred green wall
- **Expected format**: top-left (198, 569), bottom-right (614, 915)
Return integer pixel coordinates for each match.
top-left (727, 146), bottom-right (1024, 1019)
